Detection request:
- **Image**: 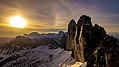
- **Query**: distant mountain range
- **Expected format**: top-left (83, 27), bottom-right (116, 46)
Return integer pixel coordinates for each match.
top-left (23, 31), bottom-right (65, 40)
top-left (0, 31), bottom-right (67, 56)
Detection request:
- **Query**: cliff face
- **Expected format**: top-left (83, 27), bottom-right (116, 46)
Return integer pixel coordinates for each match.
top-left (87, 35), bottom-right (119, 67)
top-left (66, 15), bottom-right (119, 67)
top-left (66, 19), bottom-right (76, 50)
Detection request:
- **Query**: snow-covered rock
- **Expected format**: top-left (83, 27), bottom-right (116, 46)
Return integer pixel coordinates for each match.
top-left (0, 45), bottom-right (81, 67)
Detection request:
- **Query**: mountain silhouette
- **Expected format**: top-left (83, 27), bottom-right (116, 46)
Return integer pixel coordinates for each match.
top-left (66, 15), bottom-right (119, 67)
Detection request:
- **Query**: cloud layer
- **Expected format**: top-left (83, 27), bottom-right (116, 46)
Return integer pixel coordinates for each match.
top-left (0, 0), bottom-right (119, 36)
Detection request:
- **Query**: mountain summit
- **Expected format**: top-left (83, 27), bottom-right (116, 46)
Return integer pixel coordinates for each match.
top-left (66, 15), bottom-right (119, 67)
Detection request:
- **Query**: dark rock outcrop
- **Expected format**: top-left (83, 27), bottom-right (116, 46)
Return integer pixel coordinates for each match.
top-left (87, 35), bottom-right (119, 67)
top-left (77, 15), bottom-right (92, 26)
top-left (71, 15), bottom-right (106, 62)
top-left (66, 15), bottom-right (119, 67)
top-left (66, 19), bottom-right (76, 50)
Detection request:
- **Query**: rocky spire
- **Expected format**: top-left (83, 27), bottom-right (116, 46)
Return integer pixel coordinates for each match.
top-left (66, 19), bottom-right (76, 50)
top-left (66, 15), bottom-right (119, 67)
top-left (66, 15), bottom-right (107, 62)
top-left (76, 15), bottom-right (92, 44)
top-left (77, 15), bottom-right (92, 26)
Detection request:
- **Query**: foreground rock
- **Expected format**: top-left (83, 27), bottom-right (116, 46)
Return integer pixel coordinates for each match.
top-left (66, 19), bottom-right (76, 50)
top-left (66, 15), bottom-right (119, 67)
top-left (87, 35), bottom-right (119, 67)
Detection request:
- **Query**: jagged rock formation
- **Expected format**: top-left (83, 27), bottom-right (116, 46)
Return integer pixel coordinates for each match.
top-left (77, 15), bottom-right (92, 26)
top-left (66, 15), bottom-right (119, 67)
top-left (66, 19), bottom-right (76, 50)
top-left (87, 35), bottom-right (119, 67)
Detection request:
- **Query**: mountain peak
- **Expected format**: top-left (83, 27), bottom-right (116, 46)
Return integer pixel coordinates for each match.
top-left (66, 15), bottom-right (119, 66)
top-left (77, 15), bottom-right (92, 26)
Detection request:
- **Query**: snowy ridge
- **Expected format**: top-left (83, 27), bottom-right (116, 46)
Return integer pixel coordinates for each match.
top-left (0, 45), bottom-right (84, 67)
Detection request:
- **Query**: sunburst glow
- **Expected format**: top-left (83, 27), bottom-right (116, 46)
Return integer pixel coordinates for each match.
top-left (9, 16), bottom-right (27, 28)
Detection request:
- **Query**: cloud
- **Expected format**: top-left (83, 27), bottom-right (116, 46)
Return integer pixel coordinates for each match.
top-left (0, 0), bottom-right (119, 36)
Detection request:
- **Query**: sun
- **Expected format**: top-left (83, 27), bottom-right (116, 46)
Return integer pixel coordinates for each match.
top-left (9, 16), bottom-right (27, 28)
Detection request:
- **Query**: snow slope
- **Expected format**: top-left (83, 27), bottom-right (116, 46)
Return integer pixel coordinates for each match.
top-left (0, 45), bottom-right (85, 67)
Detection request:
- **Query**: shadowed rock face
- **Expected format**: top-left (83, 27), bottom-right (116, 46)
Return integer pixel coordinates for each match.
top-left (66, 15), bottom-right (119, 67)
top-left (77, 15), bottom-right (92, 26)
top-left (87, 35), bottom-right (119, 67)
top-left (70, 15), bottom-right (106, 62)
top-left (76, 15), bottom-right (92, 44)
top-left (66, 19), bottom-right (76, 50)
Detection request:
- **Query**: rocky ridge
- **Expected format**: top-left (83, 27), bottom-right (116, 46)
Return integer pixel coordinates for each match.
top-left (66, 15), bottom-right (119, 67)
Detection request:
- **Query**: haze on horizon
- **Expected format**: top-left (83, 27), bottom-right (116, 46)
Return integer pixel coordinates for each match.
top-left (0, 0), bottom-right (119, 36)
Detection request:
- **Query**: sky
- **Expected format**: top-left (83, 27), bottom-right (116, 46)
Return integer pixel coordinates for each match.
top-left (0, 0), bottom-right (119, 36)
